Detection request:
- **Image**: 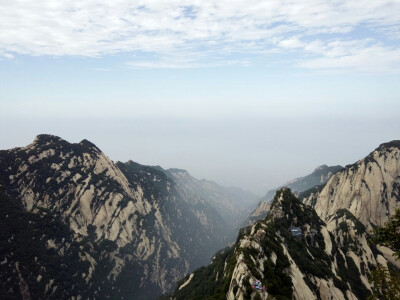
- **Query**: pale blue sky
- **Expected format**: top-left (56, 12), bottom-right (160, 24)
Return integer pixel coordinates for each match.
top-left (1, 1), bottom-right (400, 194)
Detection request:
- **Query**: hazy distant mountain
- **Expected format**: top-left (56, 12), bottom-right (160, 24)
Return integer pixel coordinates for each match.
top-left (164, 168), bottom-right (258, 233)
top-left (263, 164), bottom-right (343, 202)
top-left (243, 201), bottom-right (271, 226)
top-left (244, 164), bottom-right (343, 226)
top-left (0, 134), bottom-right (255, 299)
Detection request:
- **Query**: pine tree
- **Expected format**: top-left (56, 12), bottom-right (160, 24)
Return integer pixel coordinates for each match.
top-left (368, 209), bottom-right (400, 300)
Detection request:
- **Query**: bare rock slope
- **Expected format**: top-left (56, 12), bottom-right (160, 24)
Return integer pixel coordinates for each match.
top-left (306, 141), bottom-right (400, 229)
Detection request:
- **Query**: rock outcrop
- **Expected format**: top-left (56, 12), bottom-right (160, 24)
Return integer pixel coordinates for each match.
top-left (308, 141), bottom-right (400, 229)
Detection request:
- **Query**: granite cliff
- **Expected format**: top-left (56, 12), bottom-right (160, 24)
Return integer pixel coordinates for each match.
top-left (303, 141), bottom-right (400, 229)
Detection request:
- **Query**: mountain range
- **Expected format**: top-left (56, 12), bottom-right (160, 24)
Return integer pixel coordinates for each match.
top-left (0, 134), bottom-right (257, 299)
top-left (1, 135), bottom-right (399, 299)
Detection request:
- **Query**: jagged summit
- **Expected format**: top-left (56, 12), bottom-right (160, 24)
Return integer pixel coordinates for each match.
top-left (33, 133), bottom-right (64, 143)
top-left (269, 188), bottom-right (324, 231)
top-left (376, 140), bottom-right (400, 152)
top-left (344, 139), bottom-right (400, 170)
top-left (310, 140), bottom-right (400, 229)
top-left (29, 134), bottom-right (101, 155)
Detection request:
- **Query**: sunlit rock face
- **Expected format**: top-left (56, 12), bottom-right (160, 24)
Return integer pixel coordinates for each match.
top-left (312, 141), bottom-right (400, 229)
top-left (0, 134), bottom-right (243, 299)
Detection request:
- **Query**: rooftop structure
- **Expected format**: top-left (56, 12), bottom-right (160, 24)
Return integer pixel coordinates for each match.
top-left (289, 227), bottom-right (302, 238)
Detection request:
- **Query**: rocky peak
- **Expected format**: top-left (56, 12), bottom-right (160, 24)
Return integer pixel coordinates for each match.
top-left (375, 140), bottom-right (400, 152)
top-left (78, 138), bottom-right (99, 150)
top-left (166, 168), bottom-right (191, 178)
top-left (33, 134), bottom-right (64, 144)
top-left (313, 164), bottom-right (328, 172)
top-left (31, 134), bottom-right (99, 152)
top-left (312, 140), bottom-right (400, 229)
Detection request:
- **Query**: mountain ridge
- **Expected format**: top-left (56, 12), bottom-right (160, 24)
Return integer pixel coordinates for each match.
top-left (262, 164), bottom-right (343, 202)
top-left (168, 188), bottom-right (398, 300)
top-left (304, 140), bottom-right (400, 229)
top-left (0, 134), bottom-right (256, 299)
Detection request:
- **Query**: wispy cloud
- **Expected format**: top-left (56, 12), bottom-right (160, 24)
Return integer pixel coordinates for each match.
top-left (1, 0), bottom-right (399, 72)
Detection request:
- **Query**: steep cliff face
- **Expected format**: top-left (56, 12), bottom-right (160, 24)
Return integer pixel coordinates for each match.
top-left (0, 134), bottom-right (240, 299)
top-left (309, 141), bottom-right (400, 229)
top-left (169, 189), bottom-right (398, 300)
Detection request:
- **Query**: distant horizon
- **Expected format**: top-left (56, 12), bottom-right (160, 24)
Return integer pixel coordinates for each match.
top-left (1, 1), bottom-right (399, 195)
top-left (0, 132), bottom-right (397, 196)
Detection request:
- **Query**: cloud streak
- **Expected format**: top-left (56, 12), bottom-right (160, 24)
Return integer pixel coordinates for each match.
top-left (1, 0), bottom-right (399, 72)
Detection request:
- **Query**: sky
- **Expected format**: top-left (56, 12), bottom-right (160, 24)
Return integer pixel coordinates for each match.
top-left (1, 0), bottom-right (400, 195)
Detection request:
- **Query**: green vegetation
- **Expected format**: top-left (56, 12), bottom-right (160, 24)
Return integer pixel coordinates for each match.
top-left (368, 264), bottom-right (400, 300)
top-left (298, 183), bottom-right (327, 204)
top-left (370, 209), bottom-right (400, 259)
top-left (336, 209), bottom-right (366, 235)
top-left (116, 160), bottom-right (174, 202)
top-left (167, 246), bottom-right (236, 300)
top-left (270, 189), bottom-right (332, 282)
top-left (0, 184), bottom-right (117, 299)
top-left (254, 221), bottom-right (293, 299)
top-left (327, 209), bottom-right (373, 299)
top-left (368, 209), bottom-right (400, 299)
